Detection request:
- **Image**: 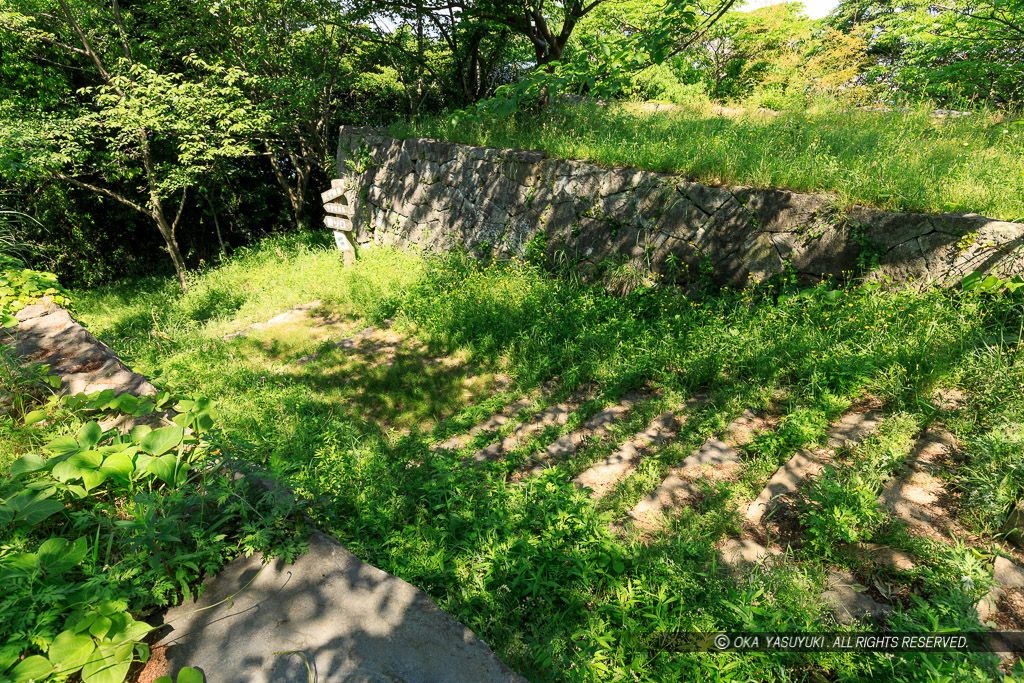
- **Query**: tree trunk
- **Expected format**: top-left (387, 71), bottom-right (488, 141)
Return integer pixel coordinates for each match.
top-left (153, 208), bottom-right (189, 292)
top-left (204, 191), bottom-right (226, 256)
top-left (267, 142), bottom-right (306, 232)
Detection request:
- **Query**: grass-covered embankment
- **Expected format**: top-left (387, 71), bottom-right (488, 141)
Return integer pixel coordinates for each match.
top-left (394, 99), bottom-right (1024, 222)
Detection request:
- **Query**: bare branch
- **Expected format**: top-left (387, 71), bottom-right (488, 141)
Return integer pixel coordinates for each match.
top-left (171, 187), bottom-right (188, 232)
top-left (55, 173), bottom-right (148, 216)
top-left (54, 0), bottom-right (119, 91)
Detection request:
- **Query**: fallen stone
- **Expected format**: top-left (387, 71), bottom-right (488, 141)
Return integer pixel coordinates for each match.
top-left (5, 306), bottom-right (157, 397)
top-left (745, 450), bottom-right (821, 526)
top-left (974, 557), bottom-right (1024, 624)
top-left (1003, 501), bottom-right (1024, 548)
top-left (157, 532), bottom-right (523, 683)
top-left (975, 584), bottom-right (1005, 623)
top-left (822, 569), bottom-right (891, 625)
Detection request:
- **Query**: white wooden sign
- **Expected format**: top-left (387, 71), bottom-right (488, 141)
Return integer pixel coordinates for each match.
top-left (321, 185), bottom-right (346, 203)
top-left (324, 215), bottom-right (352, 231)
top-left (333, 230), bottom-right (353, 252)
top-left (323, 202), bottom-right (349, 215)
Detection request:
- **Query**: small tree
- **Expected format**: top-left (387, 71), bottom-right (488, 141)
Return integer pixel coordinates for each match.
top-left (1, 0), bottom-right (266, 291)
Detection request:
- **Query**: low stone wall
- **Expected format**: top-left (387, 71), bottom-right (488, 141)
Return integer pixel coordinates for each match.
top-left (331, 125), bottom-right (1024, 288)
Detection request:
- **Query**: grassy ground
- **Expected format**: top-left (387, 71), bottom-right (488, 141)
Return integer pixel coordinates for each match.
top-left (393, 99), bottom-right (1024, 222)
top-left (71, 233), bottom-right (1024, 681)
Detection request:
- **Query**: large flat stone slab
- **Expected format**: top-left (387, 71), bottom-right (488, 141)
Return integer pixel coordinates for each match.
top-left (628, 405), bottom-right (750, 524)
top-left (5, 303), bottom-right (157, 397)
top-left (157, 532), bottom-right (523, 683)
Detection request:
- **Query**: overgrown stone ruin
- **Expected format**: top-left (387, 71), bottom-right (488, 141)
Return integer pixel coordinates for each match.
top-left (327, 125), bottom-right (1024, 288)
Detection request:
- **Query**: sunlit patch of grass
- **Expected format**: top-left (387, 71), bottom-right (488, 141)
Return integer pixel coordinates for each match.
top-left (68, 237), bottom-right (1024, 681)
top-left (395, 98), bottom-right (1024, 221)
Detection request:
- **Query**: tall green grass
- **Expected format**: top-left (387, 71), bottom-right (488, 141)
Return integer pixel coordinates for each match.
top-left (394, 99), bottom-right (1024, 221)
top-left (70, 237), bottom-right (1024, 681)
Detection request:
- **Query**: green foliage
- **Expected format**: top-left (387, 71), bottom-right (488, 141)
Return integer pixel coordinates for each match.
top-left (0, 298), bottom-right (307, 683)
top-left (958, 426), bottom-right (1024, 534)
top-left (801, 466), bottom-right (882, 552)
top-left (0, 390), bottom-right (306, 682)
top-left (961, 272), bottom-right (1024, 296)
top-left (0, 255), bottom-right (70, 327)
top-left (64, 235), bottom-right (1024, 681)
top-left (401, 99), bottom-right (1024, 221)
top-left (154, 667), bottom-right (204, 683)
top-left (829, 0), bottom-right (1024, 107)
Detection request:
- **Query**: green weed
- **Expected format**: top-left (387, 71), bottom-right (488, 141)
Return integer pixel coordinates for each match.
top-left (60, 235), bottom-right (1024, 681)
top-left (395, 99), bottom-right (1024, 221)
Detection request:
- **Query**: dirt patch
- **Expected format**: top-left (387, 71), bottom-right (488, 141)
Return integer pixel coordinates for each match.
top-left (129, 643), bottom-right (169, 683)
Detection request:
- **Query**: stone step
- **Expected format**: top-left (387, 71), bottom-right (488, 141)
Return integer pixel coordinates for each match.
top-left (223, 300), bottom-right (323, 340)
top-left (290, 323), bottom-right (390, 366)
top-left (6, 304), bottom-right (158, 397)
top-left (468, 386), bottom-right (592, 465)
top-left (572, 411), bottom-right (678, 498)
top-left (878, 428), bottom-right (958, 533)
top-left (823, 569), bottom-right (892, 625)
top-left (628, 407), bottom-right (761, 526)
top-left (976, 556), bottom-right (1024, 624)
top-left (433, 395), bottom-right (536, 452)
top-left (745, 409), bottom-right (883, 527)
top-left (717, 537), bottom-right (781, 572)
top-left (516, 391), bottom-right (648, 479)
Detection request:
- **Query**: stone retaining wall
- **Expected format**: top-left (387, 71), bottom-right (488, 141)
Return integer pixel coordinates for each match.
top-left (331, 125), bottom-right (1024, 288)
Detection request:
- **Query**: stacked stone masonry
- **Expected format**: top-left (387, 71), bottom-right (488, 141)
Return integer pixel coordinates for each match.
top-left (333, 126), bottom-right (1024, 287)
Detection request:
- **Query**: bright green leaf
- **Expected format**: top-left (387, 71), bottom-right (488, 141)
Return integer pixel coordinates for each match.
top-left (77, 422), bottom-right (103, 449)
top-left (140, 426), bottom-right (183, 456)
